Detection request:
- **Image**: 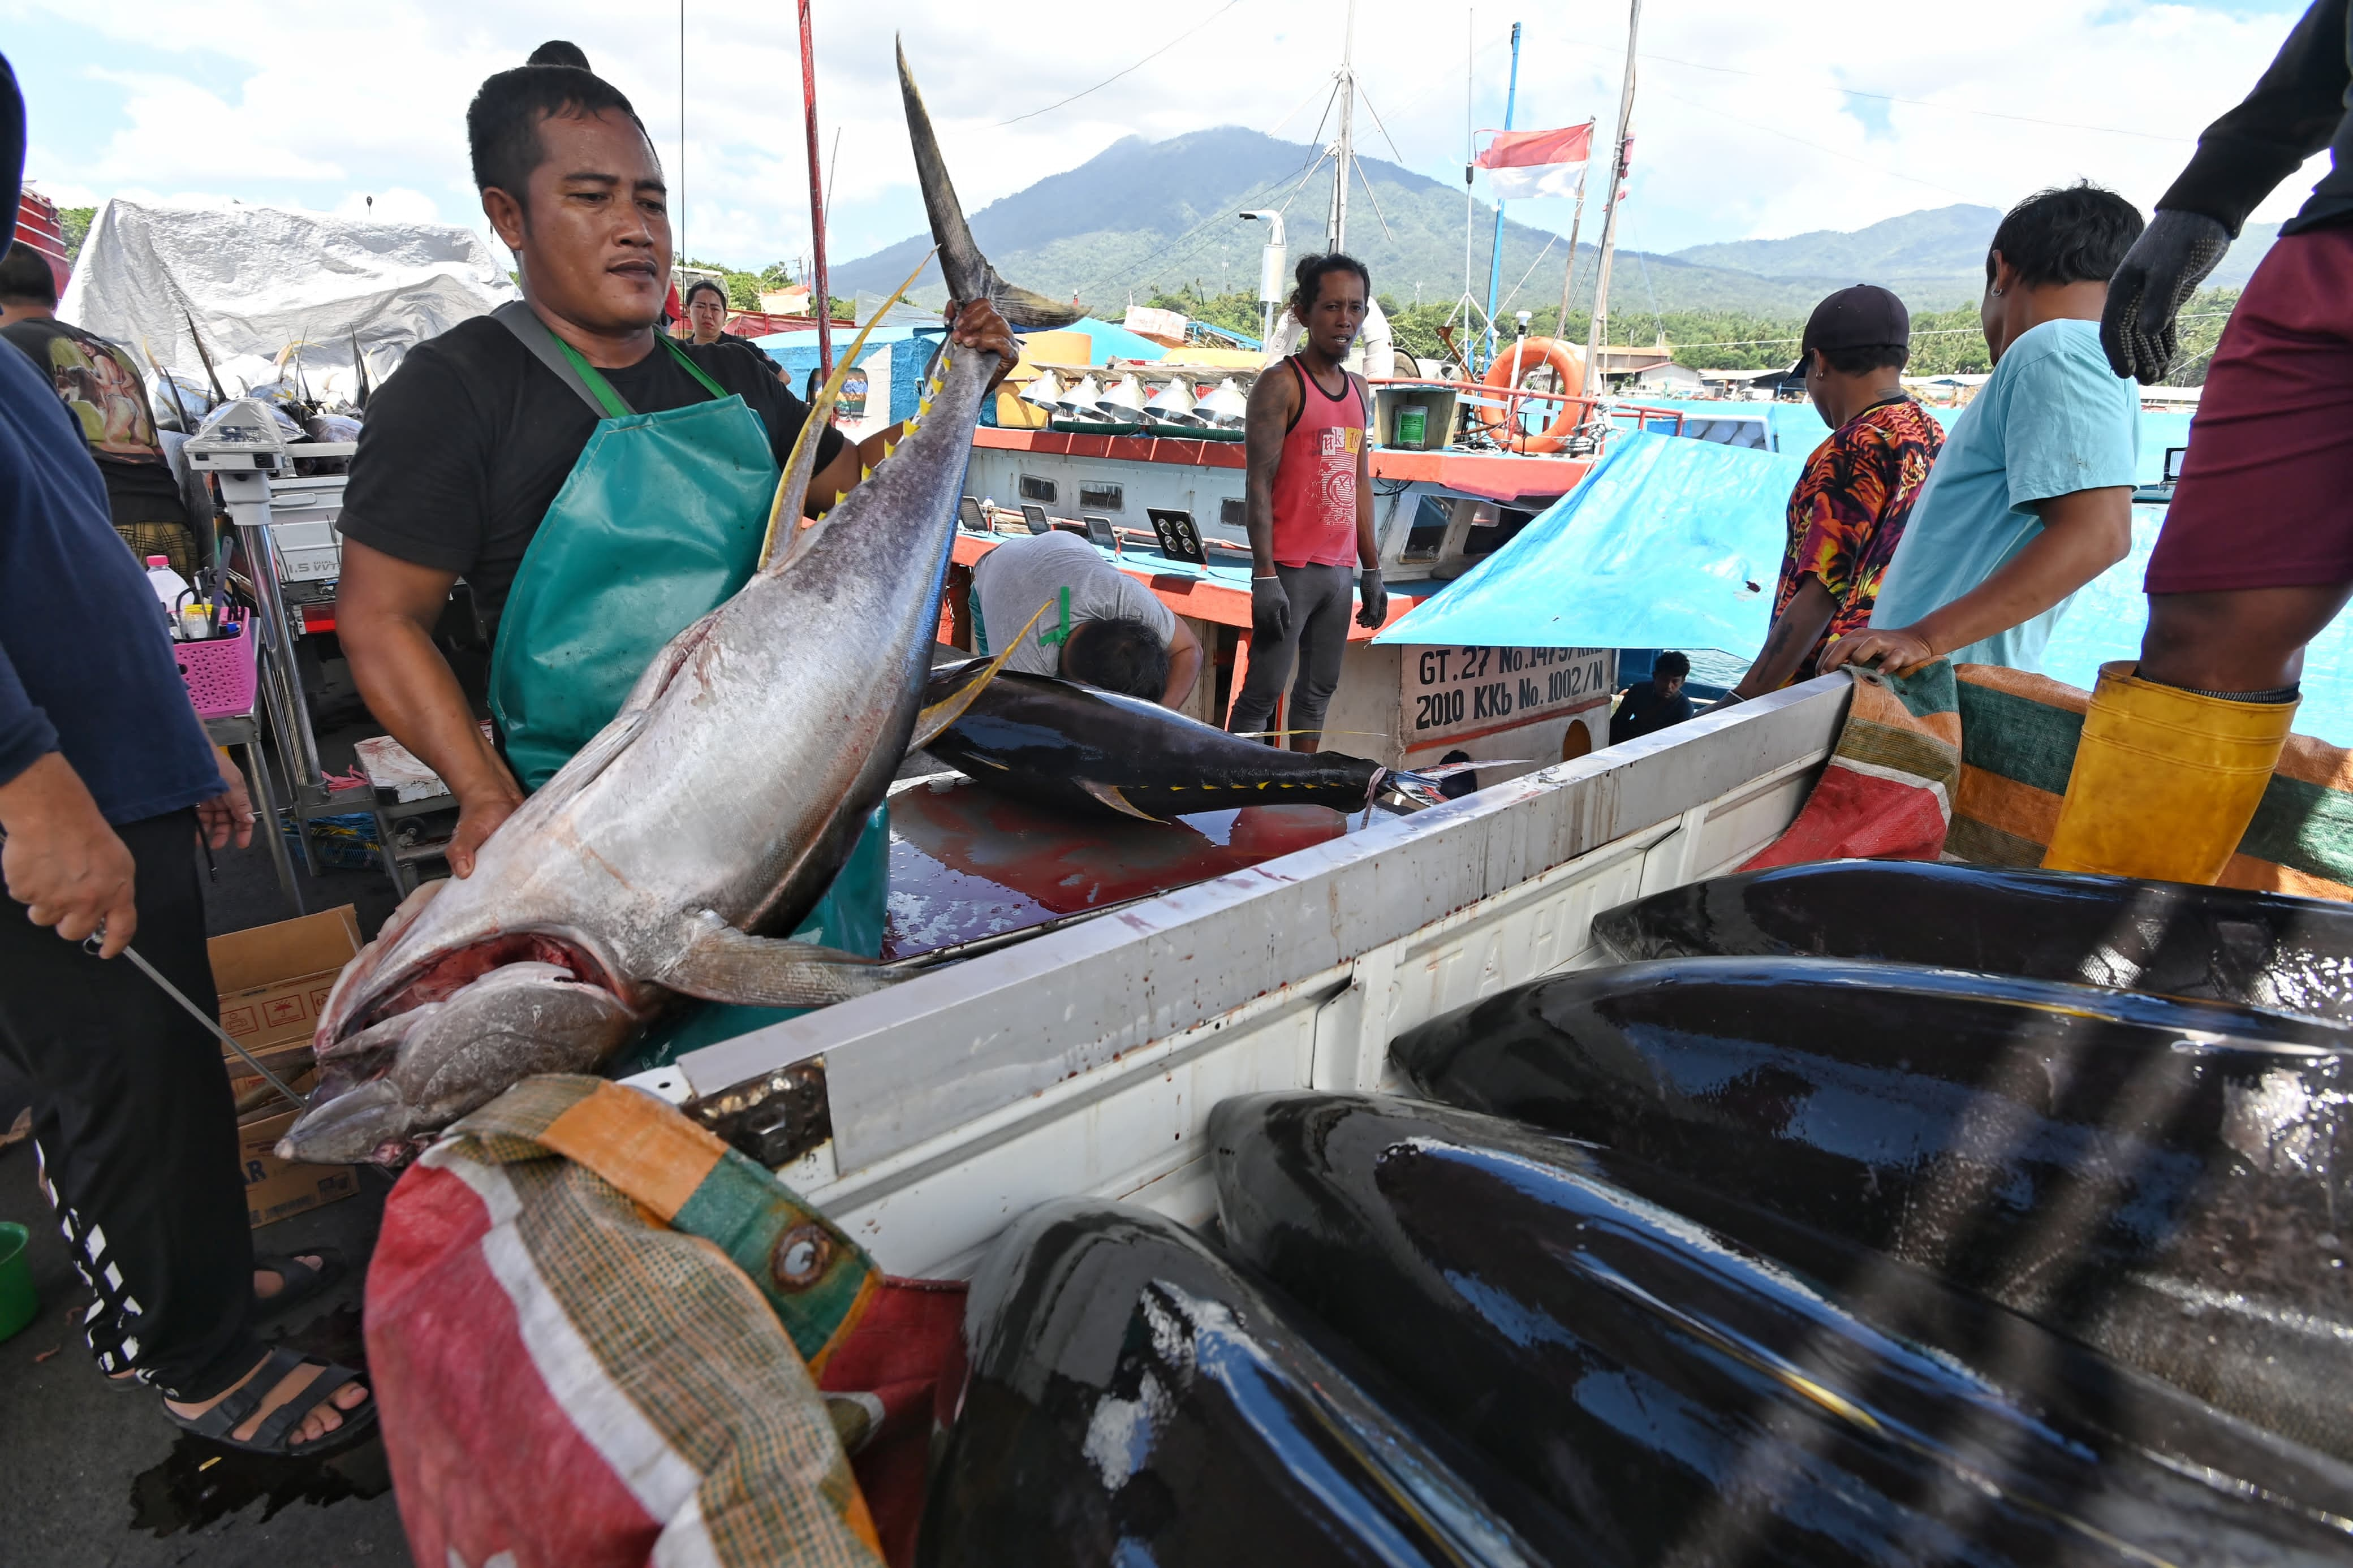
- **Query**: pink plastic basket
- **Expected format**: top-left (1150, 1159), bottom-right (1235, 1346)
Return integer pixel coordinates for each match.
top-left (176, 611), bottom-right (259, 720)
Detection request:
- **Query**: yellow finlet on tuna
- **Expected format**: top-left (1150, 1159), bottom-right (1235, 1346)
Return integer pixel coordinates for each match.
top-left (759, 245), bottom-right (936, 571)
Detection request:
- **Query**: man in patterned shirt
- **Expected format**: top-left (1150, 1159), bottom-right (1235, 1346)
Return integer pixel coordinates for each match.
top-left (1729, 286), bottom-right (1943, 698)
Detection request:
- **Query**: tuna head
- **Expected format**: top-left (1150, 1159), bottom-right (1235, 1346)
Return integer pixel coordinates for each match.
top-left (277, 963), bottom-right (636, 1165)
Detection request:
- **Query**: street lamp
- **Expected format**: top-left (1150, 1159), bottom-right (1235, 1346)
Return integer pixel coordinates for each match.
top-left (1239, 210), bottom-right (1287, 344)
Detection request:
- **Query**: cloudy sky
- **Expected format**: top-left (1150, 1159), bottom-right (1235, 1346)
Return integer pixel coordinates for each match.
top-left (5, 0), bottom-right (2332, 285)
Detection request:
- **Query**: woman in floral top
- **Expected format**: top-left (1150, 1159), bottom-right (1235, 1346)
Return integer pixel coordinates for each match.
top-left (1730, 286), bottom-right (1945, 697)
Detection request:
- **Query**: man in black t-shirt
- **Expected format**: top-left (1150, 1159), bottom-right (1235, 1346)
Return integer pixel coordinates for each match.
top-left (337, 58), bottom-right (1013, 875)
top-left (1609, 651), bottom-right (1696, 747)
top-left (0, 241), bottom-right (200, 577)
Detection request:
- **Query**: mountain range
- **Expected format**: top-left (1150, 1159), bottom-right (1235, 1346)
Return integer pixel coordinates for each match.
top-left (830, 128), bottom-right (2278, 321)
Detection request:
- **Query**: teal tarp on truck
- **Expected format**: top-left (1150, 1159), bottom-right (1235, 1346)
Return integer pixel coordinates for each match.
top-left (1373, 430), bottom-right (1805, 656)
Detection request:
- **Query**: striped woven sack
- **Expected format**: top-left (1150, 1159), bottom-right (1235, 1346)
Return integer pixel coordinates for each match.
top-left (1948, 664), bottom-right (2353, 899)
top-left (366, 1074), bottom-right (961, 1568)
top-left (1743, 662), bottom-right (1961, 869)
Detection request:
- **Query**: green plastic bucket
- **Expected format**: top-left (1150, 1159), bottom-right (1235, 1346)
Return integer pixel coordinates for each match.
top-left (0, 1221), bottom-right (36, 1342)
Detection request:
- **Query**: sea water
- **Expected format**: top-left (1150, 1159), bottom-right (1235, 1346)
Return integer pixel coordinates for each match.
top-left (2042, 506), bottom-right (2353, 748)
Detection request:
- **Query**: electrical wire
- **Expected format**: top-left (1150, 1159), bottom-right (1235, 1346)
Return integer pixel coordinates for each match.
top-left (996, 1), bottom-right (1246, 127)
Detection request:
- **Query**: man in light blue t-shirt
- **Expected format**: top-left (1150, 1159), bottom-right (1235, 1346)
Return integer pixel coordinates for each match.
top-left (1825, 184), bottom-right (2143, 676)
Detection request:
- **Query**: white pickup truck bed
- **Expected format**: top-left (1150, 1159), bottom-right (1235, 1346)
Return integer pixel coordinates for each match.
top-left (628, 675), bottom-right (1854, 1278)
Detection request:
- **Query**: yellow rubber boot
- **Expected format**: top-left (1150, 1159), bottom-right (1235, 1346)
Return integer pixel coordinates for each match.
top-left (2042, 660), bottom-right (2296, 884)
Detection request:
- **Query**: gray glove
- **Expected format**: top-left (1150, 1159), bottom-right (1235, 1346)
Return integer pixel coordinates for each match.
top-left (1251, 574), bottom-right (1291, 643)
top-left (2100, 210), bottom-right (2231, 382)
top-left (1356, 568), bottom-right (1387, 629)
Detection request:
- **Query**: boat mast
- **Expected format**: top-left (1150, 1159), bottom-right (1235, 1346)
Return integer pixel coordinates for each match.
top-left (1481, 21), bottom-right (1523, 372)
top-left (797, 0), bottom-right (833, 377)
top-left (1581, 0), bottom-right (1639, 404)
top-left (1553, 127), bottom-right (1593, 346)
top-left (1329, 0), bottom-right (1358, 253)
top-left (1462, 8), bottom-right (1475, 340)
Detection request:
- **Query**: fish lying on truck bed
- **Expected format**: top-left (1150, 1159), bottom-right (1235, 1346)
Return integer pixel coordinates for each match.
top-left (1391, 955), bottom-right (2353, 1462)
top-left (278, 44), bottom-right (1076, 1166)
top-left (921, 661), bottom-right (1446, 822)
top-left (1593, 859), bottom-right (2353, 1020)
top-left (922, 1197), bottom-right (1592, 1566)
top-left (1212, 1092), bottom-right (2353, 1567)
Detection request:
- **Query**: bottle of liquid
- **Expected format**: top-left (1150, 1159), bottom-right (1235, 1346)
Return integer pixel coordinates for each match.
top-left (144, 555), bottom-right (192, 636)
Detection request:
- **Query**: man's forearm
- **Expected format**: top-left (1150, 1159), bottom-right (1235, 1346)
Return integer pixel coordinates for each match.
top-left (1734, 577), bottom-right (1837, 698)
top-left (1906, 505), bottom-right (2131, 659)
top-left (1245, 479), bottom-right (1278, 575)
top-left (343, 611), bottom-right (511, 803)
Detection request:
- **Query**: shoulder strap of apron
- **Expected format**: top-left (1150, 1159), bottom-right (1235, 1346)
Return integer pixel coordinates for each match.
top-left (493, 301), bottom-right (633, 418)
top-left (492, 303), bottom-right (735, 415)
top-left (654, 333), bottom-right (732, 401)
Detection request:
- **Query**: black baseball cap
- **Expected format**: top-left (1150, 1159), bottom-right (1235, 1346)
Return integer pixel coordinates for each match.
top-left (1787, 284), bottom-right (1910, 378)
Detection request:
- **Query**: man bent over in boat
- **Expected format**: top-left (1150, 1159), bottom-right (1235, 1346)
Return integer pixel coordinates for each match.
top-left (971, 527), bottom-right (1203, 706)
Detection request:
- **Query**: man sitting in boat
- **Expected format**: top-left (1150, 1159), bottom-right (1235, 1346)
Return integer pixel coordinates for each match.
top-left (1230, 252), bottom-right (1389, 751)
top-left (971, 528), bottom-right (1201, 706)
top-left (1823, 185), bottom-right (2142, 679)
top-left (1728, 285), bottom-right (1943, 698)
top-left (1609, 651), bottom-right (1695, 746)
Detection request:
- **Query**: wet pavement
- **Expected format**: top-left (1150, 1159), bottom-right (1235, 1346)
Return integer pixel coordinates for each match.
top-left (0, 1136), bottom-right (411, 1565)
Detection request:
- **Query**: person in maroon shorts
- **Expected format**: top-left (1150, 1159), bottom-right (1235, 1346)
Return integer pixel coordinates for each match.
top-left (2044, 0), bottom-right (2353, 883)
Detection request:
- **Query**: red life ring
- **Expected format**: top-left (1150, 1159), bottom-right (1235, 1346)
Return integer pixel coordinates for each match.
top-left (1477, 337), bottom-right (1584, 452)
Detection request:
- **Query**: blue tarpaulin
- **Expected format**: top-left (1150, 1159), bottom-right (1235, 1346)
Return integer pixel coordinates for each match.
top-left (748, 327), bottom-right (938, 425)
top-left (1373, 430), bottom-right (1805, 655)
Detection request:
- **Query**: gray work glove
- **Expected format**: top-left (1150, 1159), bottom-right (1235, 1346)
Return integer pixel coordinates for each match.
top-left (2100, 210), bottom-right (2231, 382)
top-left (1251, 574), bottom-right (1291, 643)
top-left (1356, 568), bottom-right (1387, 630)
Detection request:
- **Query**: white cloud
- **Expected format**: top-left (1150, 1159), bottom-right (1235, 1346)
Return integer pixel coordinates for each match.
top-left (8, 0), bottom-right (2330, 276)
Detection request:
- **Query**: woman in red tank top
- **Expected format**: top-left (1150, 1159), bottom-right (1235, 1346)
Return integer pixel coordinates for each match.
top-left (1229, 253), bottom-right (1390, 750)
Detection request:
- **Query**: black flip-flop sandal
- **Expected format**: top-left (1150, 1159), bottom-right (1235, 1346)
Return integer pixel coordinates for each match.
top-left (251, 1249), bottom-right (344, 1318)
top-left (104, 1249), bottom-right (349, 1393)
top-left (163, 1346), bottom-right (378, 1456)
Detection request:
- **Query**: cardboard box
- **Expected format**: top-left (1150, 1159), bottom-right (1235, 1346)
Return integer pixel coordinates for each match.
top-left (238, 1108), bottom-right (358, 1229)
top-left (209, 905), bottom-right (363, 1226)
top-left (209, 906), bottom-right (361, 1053)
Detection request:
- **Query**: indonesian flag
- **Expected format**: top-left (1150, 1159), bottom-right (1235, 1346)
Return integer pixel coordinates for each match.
top-left (1476, 121), bottom-right (1594, 200)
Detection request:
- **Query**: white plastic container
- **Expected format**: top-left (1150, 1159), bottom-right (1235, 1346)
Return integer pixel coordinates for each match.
top-left (144, 555), bottom-right (191, 627)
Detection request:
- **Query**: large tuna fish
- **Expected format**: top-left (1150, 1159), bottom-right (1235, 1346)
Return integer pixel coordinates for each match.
top-left (919, 1198), bottom-right (1591, 1567)
top-left (280, 44), bottom-right (1078, 1165)
top-left (921, 660), bottom-right (1428, 821)
top-left (1592, 859), bottom-right (2353, 1021)
top-left (1390, 956), bottom-right (2353, 1461)
top-left (1210, 1091), bottom-right (2353, 1567)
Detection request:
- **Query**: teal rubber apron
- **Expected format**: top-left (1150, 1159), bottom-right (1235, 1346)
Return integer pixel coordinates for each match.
top-left (485, 311), bottom-right (885, 1070)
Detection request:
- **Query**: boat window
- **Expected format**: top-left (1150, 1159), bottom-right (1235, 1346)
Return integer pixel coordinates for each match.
top-left (1018, 474), bottom-right (1058, 504)
top-left (1402, 494), bottom-right (1451, 562)
top-left (1079, 482), bottom-right (1125, 512)
top-left (1221, 497), bottom-right (1246, 530)
top-left (1465, 506), bottom-right (1540, 558)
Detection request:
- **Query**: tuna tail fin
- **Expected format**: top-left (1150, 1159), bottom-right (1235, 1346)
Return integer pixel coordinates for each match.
top-left (1379, 770), bottom-right (1451, 810)
top-left (906, 598), bottom-right (1053, 753)
top-left (898, 40), bottom-right (1084, 329)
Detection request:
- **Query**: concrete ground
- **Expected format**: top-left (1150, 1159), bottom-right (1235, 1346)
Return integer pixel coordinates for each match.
top-left (1, 724), bottom-right (415, 1565)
